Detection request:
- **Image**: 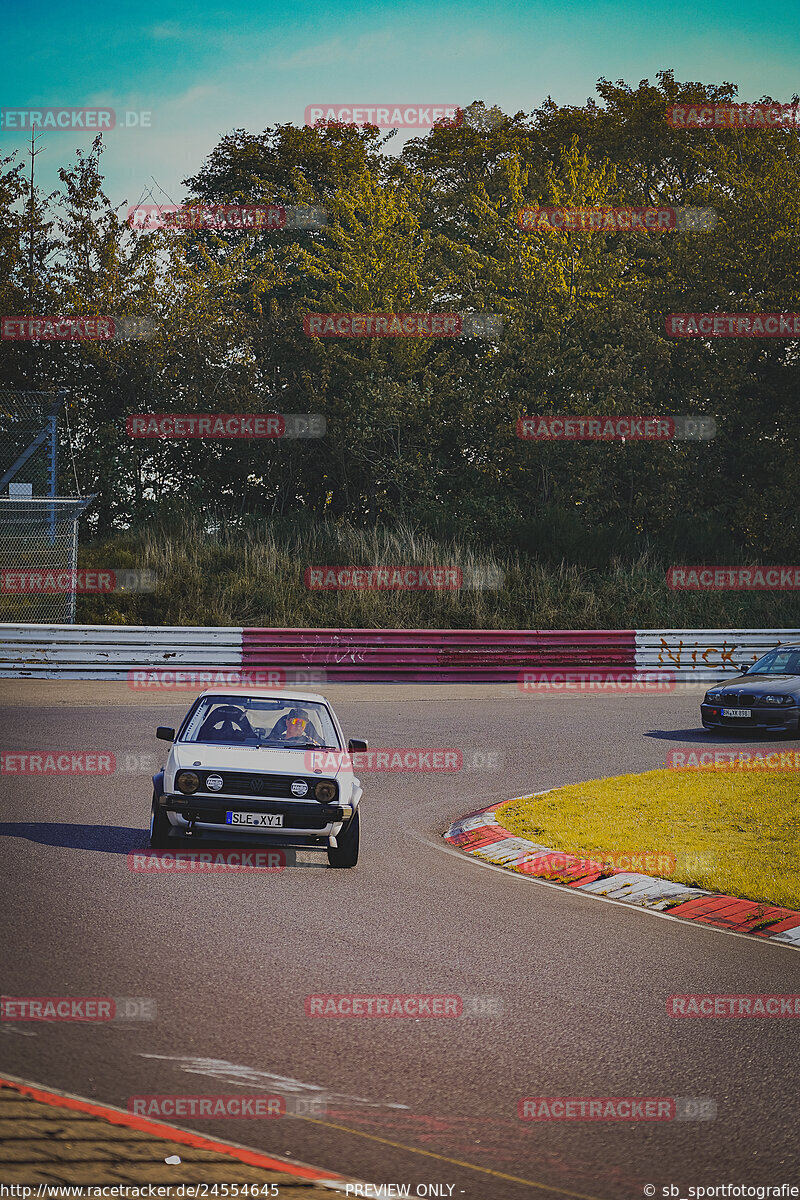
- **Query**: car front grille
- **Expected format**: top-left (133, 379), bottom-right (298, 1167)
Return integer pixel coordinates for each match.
top-left (717, 692), bottom-right (760, 707)
top-left (197, 771), bottom-right (318, 799)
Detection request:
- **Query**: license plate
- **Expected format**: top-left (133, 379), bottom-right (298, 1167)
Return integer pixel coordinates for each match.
top-left (226, 812), bottom-right (283, 827)
top-left (722, 708), bottom-right (751, 718)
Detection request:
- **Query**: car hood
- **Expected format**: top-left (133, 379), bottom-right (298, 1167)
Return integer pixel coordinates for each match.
top-left (709, 674), bottom-right (800, 696)
top-left (171, 743), bottom-right (351, 778)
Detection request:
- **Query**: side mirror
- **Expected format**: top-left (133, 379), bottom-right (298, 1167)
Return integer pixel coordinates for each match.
top-left (348, 738), bottom-right (368, 752)
top-left (735, 663), bottom-right (750, 675)
top-left (156, 726), bottom-right (175, 741)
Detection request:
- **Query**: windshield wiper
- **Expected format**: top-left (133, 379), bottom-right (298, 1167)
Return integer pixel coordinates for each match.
top-left (256, 740), bottom-right (326, 749)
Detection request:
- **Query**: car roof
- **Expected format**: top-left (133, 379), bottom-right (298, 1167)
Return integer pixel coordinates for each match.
top-left (197, 689), bottom-right (328, 704)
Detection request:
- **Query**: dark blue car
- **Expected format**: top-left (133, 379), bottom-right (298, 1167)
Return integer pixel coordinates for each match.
top-left (701, 643), bottom-right (800, 735)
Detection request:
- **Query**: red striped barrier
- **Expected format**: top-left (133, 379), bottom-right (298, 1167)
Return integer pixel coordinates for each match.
top-left (444, 805), bottom-right (800, 947)
top-left (242, 628), bottom-right (636, 683)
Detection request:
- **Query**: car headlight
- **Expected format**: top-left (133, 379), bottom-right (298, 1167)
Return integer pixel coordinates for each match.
top-left (705, 691), bottom-right (722, 702)
top-left (176, 770), bottom-right (200, 795)
top-left (314, 780), bottom-right (337, 803)
top-left (763, 694), bottom-right (794, 705)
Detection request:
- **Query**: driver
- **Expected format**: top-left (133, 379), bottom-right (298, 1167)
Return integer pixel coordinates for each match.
top-left (272, 708), bottom-right (322, 746)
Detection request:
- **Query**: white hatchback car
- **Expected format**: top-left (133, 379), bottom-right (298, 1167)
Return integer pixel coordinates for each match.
top-left (149, 690), bottom-right (366, 867)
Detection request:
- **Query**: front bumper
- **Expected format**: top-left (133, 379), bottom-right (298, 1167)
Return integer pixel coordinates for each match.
top-left (700, 702), bottom-right (800, 733)
top-left (158, 792), bottom-right (353, 845)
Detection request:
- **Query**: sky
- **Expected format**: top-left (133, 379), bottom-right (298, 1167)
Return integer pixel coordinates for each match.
top-left (3, 0), bottom-right (800, 211)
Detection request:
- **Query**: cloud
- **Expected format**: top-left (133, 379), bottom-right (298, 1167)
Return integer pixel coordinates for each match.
top-left (271, 31), bottom-right (396, 71)
top-left (147, 23), bottom-right (187, 41)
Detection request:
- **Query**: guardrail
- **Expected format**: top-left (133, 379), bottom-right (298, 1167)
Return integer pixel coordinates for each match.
top-left (0, 624), bottom-right (242, 679)
top-left (635, 629), bottom-right (800, 680)
top-left (241, 628), bottom-right (635, 683)
top-left (1, 625), bottom-right (797, 681)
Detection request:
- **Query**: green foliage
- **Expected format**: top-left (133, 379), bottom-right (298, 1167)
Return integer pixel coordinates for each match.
top-left (2, 73), bottom-right (799, 629)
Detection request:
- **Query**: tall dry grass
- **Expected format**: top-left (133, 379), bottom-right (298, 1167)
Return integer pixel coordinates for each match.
top-left (74, 517), bottom-right (800, 628)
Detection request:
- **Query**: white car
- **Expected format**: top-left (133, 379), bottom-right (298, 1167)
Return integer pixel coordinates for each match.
top-left (149, 690), bottom-right (366, 867)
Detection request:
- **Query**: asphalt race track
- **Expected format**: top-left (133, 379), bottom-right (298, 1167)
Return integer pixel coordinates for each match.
top-left (1, 681), bottom-right (798, 1198)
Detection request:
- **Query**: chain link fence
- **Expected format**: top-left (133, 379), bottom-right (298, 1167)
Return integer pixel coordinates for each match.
top-left (0, 498), bottom-right (94, 623)
top-left (0, 389), bottom-right (64, 496)
top-left (0, 388), bottom-right (96, 623)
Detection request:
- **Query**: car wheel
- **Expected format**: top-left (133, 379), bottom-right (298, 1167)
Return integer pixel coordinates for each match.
top-left (149, 794), bottom-right (172, 848)
top-left (327, 809), bottom-right (359, 868)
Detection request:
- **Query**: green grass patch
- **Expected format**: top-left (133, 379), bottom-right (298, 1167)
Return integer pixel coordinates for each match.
top-left (497, 769), bottom-right (800, 911)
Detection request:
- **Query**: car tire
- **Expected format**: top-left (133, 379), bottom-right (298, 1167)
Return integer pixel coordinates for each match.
top-left (149, 794), bottom-right (172, 848)
top-left (327, 809), bottom-right (359, 868)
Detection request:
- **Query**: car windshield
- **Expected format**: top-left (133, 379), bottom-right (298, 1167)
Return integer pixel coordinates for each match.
top-left (180, 696), bottom-right (341, 748)
top-left (747, 649), bottom-right (800, 676)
